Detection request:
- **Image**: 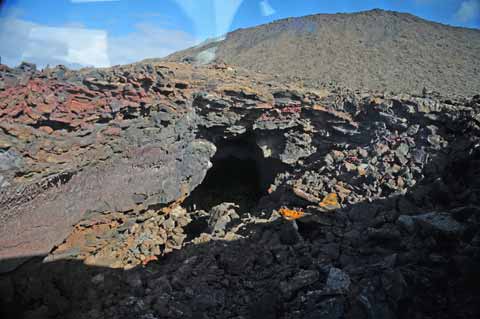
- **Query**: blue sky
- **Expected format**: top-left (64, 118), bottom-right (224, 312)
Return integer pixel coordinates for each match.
top-left (0, 0), bottom-right (479, 68)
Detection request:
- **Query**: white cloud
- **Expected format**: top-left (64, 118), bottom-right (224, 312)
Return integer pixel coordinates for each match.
top-left (0, 18), bottom-right (109, 68)
top-left (455, 0), bottom-right (480, 23)
top-left (0, 18), bottom-right (197, 69)
top-left (260, 0), bottom-right (276, 17)
top-left (28, 25), bottom-right (110, 67)
top-left (107, 22), bottom-right (197, 66)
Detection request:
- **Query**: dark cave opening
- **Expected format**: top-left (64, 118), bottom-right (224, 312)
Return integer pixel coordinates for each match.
top-left (184, 133), bottom-right (287, 214)
top-left (187, 156), bottom-right (261, 211)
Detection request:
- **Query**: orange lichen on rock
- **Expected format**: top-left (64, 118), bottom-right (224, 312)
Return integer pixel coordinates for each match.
top-left (319, 193), bottom-right (341, 211)
top-left (279, 208), bottom-right (305, 221)
top-left (141, 255), bottom-right (158, 266)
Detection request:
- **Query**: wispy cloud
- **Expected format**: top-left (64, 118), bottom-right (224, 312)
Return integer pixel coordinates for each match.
top-left (455, 0), bottom-right (480, 23)
top-left (260, 0), bottom-right (276, 17)
top-left (0, 17), bottom-right (196, 69)
top-left (108, 22), bottom-right (197, 66)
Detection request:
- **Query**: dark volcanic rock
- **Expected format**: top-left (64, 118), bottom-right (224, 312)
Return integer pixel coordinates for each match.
top-left (0, 60), bottom-right (479, 319)
top-left (0, 135), bottom-right (215, 265)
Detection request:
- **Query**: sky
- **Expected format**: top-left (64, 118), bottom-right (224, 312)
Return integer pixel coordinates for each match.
top-left (0, 0), bottom-right (478, 69)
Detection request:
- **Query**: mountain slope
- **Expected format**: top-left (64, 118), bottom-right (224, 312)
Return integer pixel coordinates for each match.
top-left (165, 9), bottom-right (480, 96)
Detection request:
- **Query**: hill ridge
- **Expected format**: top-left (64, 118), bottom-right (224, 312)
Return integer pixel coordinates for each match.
top-left (164, 9), bottom-right (480, 96)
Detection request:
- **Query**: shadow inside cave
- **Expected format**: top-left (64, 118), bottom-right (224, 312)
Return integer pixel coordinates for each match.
top-left (184, 132), bottom-right (288, 214)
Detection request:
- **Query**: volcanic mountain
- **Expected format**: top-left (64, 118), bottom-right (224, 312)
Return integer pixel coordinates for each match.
top-left (164, 9), bottom-right (480, 96)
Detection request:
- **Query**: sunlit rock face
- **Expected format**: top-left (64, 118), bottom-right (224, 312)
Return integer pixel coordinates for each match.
top-left (0, 61), bottom-right (479, 318)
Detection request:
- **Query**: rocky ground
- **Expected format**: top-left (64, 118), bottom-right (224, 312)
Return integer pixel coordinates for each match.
top-left (0, 61), bottom-right (479, 318)
top-left (163, 9), bottom-right (480, 97)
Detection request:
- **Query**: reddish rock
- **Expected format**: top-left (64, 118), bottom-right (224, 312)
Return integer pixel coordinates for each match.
top-left (37, 102), bottom-right (56, 114)
top-left (103, 127), bottom-right (122, 136)
top-left (24, 106), bottom-right (42, 121)
top-left (39, 126), bottom-right (54, 134)
top-left (49, 114), bottom-right (74, 126)
top-left (67, 99), bottom-right (96, 114)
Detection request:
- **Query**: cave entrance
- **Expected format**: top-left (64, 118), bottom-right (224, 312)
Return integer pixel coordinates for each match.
top-left (184, 133), bottom-right (286, 214)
